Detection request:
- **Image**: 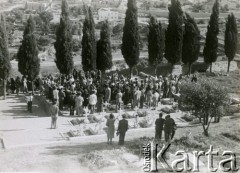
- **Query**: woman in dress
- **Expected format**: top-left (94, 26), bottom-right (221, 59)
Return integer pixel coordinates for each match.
top-left (106, 114), bottom-right (115, 145)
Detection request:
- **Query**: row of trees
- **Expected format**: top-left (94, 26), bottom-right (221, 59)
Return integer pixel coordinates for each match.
top-left (54, 0), bottom-right (112, 75)
top-left (0, 0), bottom-right (238, 100)
top-left (53, 0), bottom-right (239, 77)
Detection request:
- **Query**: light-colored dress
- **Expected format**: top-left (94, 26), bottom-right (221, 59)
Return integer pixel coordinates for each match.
top-left (106, 119), bottom-right (115, 138)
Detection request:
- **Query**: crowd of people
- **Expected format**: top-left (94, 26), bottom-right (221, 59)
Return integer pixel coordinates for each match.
top-left (4, 69), bottom-right (193, 145)
top-left (5, 69), bottom-right (184, 115)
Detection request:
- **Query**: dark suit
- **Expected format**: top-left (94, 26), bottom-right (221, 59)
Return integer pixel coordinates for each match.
top-left (155, 118), bottom-right (165, 140)
top-left (118, 119), bottom-right (128, 145)
top-left (164, 117), bottom-right (176, 142)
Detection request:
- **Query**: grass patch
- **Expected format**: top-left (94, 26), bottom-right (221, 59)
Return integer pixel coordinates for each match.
top-left (79, 151), bottom-right (116, 170)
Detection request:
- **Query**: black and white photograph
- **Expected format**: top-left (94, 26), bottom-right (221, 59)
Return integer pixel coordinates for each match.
top-left (0, 0), bottom-right (239, 172)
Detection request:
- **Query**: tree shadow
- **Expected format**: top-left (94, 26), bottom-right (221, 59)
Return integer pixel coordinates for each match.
top-left (41, 142), bottom-right (124, 156)
top-left (0, 95), bottom-right (48, 117)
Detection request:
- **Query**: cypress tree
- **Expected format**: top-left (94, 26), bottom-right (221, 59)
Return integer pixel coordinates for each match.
top-left (203, 0), bottom-right (219, 73)
top-left (96, 20), bottom-right (112, 73)
top-left (182, 13), bottom-right (201, 75)
top-left (165, 0), bottom-right (184, 65)
top-left (23, 15), bottom-right (35, 37)
top-left (121, 0), bottom-right (140, 77)
top-left (54, 0), bottom-right (73, 75)
top-left (225, 13), bottom-right (238, 72)
top-left (0, 14), bottom-right (11, 100)
top-left (17, 16), bottom-right (40, 94)
top-left (148, 16), bottom-right (165, 76)
top-left (82, 7), bottom-right (96, 72)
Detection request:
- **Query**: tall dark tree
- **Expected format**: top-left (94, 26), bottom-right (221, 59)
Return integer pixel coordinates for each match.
top-left (148, 16), bottom-right (165, 76)
top-left (81, 7), bottom-right (96, 72)
top-left (54, 0), bottom-right (74, 75)
top-left (165, 0), bottom-right (184, 65)
top-left (121, 0), bottom-right (140, 77)
top-left (17, 16), bottom-right (40, 94)
top-left (0, 14), bottom-right (11, 100)
top-left (182, 13), bottom-right (201, 75)
top-left (96, 20), bottom-right (112, 73)
top-left (225, 13), bottom-right (238, 72)
top-left (203, 0), bottom-right (219, 72)
top-left (23, 15), bottom-right (35, 37)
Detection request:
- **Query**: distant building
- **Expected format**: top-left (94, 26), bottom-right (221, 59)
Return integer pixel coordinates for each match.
top-left (25, 0), bottom-right (52, 12)
top-left (98, 8), bottom-right (119, 21)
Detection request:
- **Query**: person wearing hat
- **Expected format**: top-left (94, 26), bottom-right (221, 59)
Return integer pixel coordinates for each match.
top-left (117, 114), bottom-right (128, 145)
top-left (50, 101), bottom-right (59, 129)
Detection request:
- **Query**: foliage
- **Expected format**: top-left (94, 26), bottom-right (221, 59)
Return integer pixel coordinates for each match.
top-left (38, 11), bottom-right (54, 35)
top-left (54, 0), bottom-right (74, 75)
top-left (165, 0), bottom-right (184, 65)
top-left (37, 35), bottom-right (52, 47)
top-left (220, 4), bottom-right (229, 13)
top-left (225, 13), bottom-right (238, 72)
top-left (192, 3), bottom-right (205, 12)
top-left (23, 15), bottom-right (35, 37)
top-left (203, 0), bottom-right (219, 72)
top-left (182, 13), bottom-right (201, 74)
top-left (81, 7), bottom-right (96, 71)
top-left (5, 15), bottom-right (14, 45)
top-left (148, 16), bottom-right (165, 71)
top-left (18, 16), bottom-right (40, 82)
top-left (18, 34), bottom-right (40, 81)
top-left (179, 78), bottom-right (229, 136)
top-left (69, 6), bottom-right (84, 17)
top-left (0, 14), bottom-right (11, 80)
top-left (96, 21), bottom-right (112, 72)
top-left (121, 0), bottom-right (140, 73)
top-left (72, 38), bottom-right (81, 52)
top-left (112, 24), bottom-right (123, 35)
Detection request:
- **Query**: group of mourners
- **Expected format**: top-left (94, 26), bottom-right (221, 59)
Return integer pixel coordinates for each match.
top-left (4, 69), bottom-right (195, 145)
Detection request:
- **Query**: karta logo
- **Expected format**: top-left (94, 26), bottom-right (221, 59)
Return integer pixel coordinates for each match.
top-left (142, 142), bottom-right (239, 172)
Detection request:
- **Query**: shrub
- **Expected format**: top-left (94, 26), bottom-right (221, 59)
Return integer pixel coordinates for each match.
top-left (72, 39), bottom-right (81, 52)
top-left (179, 78), bottom-right (229, 136)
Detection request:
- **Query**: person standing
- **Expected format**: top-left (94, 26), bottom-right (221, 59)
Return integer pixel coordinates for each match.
top-left (75, 92), bottom-right (84, 116)
top-left (97, 93), bottom-right (104, 113)
top-left (134, 87), bottom-right (141, 108)
top-left (117, 114), bottom-right (128, 145)
top-left (53, 87), bottom-right (59, 105)
top-left (153, 90), bottom-right (160, 110)
top-left (105, 85), bottom-right (111, 110)
top-left (69, 92), bottom-right (76, 116)
top-left (89, 91), bottom-right (97, 114)
top-left (26, 93), bottom-right (33, 113)
top-left (146, 86), bottom-right (153, 108)
top-left (58, 88), bottom-right (65, 110)
top-left (50, 101), bottom-right (59, 129)
top-left (155, 113), bottom-right (165, 140)
top-left (115, 89), bottom-right (123, 112)
top-left (106, 114), bottom-right (115, 145)
top-left (22, 77), bottom-right (28, 93)
top-left (164, 115), bottom-right (176, 142)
